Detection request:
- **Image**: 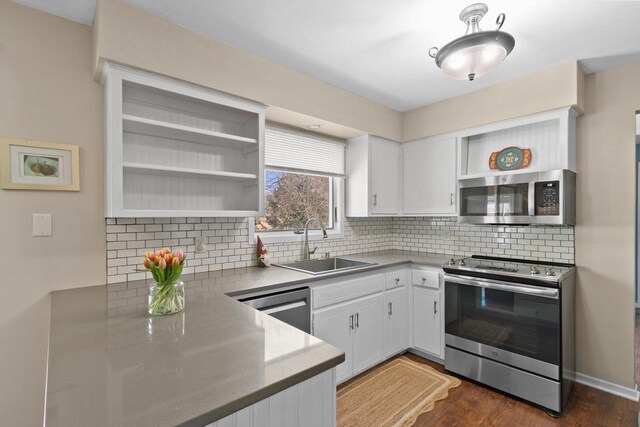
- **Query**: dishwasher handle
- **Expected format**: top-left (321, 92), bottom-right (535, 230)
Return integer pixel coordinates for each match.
top-left (262, 300), bottom-right (307, 315)
top-left (238, 287), bottom-right (310, 312)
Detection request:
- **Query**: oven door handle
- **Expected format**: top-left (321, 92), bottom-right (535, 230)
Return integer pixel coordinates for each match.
top-left (444, 274), bottom-right (559, 299)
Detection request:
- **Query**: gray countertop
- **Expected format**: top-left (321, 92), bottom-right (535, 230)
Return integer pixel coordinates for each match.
top-left (45, 250), bottom-right (449, 427)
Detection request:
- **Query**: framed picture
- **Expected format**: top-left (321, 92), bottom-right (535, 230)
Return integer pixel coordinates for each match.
top-left (0, 138), bottom-right (80, 191)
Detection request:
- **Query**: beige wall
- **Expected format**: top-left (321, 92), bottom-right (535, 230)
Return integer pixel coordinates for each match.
top-left (574, 61), bottom-right (640, 387)
top-left (402, 61), bottom-right (584, 141)
top-left (3, 1), bottom-right (639, 425)
top-left (92, 0), bottom-right (401, 141)
top-left (0, 1), bottom-right (105, 425)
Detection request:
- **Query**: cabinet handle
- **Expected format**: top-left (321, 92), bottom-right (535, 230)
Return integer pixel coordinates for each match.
top-left (450, 192), bottom-right (455, 206)
top-left (355, 313), bottom-right (360, 328)
top-left (389, 302), bottom-right (393, 316)
top-left (373, 194), bottom-right (378, 207)
top-left (349, 314), bottom-right (354, 330)
top-left (434, 301), bottom-right (438, 314)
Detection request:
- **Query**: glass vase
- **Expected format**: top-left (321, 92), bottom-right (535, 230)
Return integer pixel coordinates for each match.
top-left (148, 280), bottom-right (185, 316)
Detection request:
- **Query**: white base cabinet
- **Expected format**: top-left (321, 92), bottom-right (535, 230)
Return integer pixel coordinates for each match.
top-left (313, 293), bottom-right (384, 384)
top-left (312, 266), bottom-right (442, 384)
top-left (412, 277), bottom-right (444, 358)
top-left (206, 368), bottom-right (336, 427)
top-left (384, 286), bottom-right (409, 358)
top-left (313, 304), bottom-right (355, 383)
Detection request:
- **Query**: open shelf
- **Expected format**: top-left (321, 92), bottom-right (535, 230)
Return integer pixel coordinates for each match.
top-left (122, 162), bottom-right (258, 181)
top-left (104, 63), bottom-right (264, 217)
top-left (122, 114), bottom-right (258, 149)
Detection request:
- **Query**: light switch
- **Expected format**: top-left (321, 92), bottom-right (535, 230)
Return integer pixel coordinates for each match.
top-left (33, 213), bottom-right (52, 237)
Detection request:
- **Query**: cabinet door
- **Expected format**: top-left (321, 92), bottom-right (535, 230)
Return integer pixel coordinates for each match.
top-left (403, 137), bottom-right (456, 215)
top-left (412, 286), bottom-right (442, 357)
top-left (370, 137), bottom-right (400, 214)
top-left (385, 287), bottom-right (409, 357)
top-left (352, 294), bottom-right (385, 374)
top-left (313, 305), bottom-right (354, 383)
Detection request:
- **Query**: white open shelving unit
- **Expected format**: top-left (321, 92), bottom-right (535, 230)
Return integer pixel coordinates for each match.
top-left (457, 107), bottom-right (577, 179)
top-left (102, 63), bottom-right (265, 217)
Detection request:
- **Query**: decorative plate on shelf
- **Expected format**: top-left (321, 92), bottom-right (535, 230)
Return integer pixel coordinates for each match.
top-left (489, 147), bottom-right (532, 171)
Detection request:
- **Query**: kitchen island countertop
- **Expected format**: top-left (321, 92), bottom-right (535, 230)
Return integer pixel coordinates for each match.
top-left (45, 250), bottom-right (449, 426)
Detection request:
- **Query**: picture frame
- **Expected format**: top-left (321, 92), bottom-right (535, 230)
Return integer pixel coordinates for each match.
top-left (0, 138), bottom-right (80, 191)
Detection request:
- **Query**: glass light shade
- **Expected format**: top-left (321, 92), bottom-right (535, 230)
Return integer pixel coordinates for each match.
top-left (435, 31), bottom-right (515, 81)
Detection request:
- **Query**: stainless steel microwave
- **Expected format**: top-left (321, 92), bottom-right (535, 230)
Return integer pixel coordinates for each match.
top-left (458, 169), bottom-right (575, 225)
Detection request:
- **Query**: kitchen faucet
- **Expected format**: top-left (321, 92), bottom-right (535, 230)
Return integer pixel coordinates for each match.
top-left (294, 218), bottom-right (328, 260)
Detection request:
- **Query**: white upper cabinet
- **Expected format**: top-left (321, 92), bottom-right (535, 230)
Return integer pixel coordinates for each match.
top-left (102, 63), bottom-right (265, 218)
top-left (403, 137), bottom-right (457, 215)
top-left (346, 135), bottom-right (401, 217)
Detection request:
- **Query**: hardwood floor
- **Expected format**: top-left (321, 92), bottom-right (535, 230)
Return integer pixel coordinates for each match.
top-left (402, 354), bottom-right (639, 427)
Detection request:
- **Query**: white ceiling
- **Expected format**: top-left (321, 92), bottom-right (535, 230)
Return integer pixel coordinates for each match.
top-left (12, 0), bottom-right (640, 111)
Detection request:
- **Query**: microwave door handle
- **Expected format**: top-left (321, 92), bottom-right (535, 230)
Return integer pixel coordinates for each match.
top-left (528, 182), bottom-right (536, 217)
top-left (444, 274), bottom-right (559, 299)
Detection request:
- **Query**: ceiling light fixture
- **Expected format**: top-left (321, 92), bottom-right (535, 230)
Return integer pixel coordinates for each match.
top-left (429, 3), bottom-right (515, 81)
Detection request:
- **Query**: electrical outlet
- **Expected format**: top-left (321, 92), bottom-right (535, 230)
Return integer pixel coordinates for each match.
top-left (195, 236), bottom-right (207, 253)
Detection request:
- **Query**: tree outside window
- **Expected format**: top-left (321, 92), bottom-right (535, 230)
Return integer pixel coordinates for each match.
top-left (255, 170), bottom-right (332, 231)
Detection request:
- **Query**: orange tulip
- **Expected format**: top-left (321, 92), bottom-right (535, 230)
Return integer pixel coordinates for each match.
top-left (158, 257), bottom-right (167, 270)
top-left (164, 254), bottom-right (172, 263)
top-left (172, 256), bottom-right (180, 268)
top-left (143, 258), bottom-right (151, 269)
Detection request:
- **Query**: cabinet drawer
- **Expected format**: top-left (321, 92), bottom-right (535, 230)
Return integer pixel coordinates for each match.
top-left (385, 270), bottom-right (409, 290)
top-left (412, 270), bottom-right (440, 289)
top-left (313, 274), bottom-right (384, 309)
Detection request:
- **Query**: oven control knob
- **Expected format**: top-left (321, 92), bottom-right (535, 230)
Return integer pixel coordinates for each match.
top-left (458, 259), bottom-right (466, 267)
top-left (448, 258), bottom-right (456, 266)
top-left (530, 266), bottom-right (540, 275)
top-left (545, 269), bottom-right (556, 277)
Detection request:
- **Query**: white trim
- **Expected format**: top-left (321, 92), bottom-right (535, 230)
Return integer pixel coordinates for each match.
top-left (575, 372), bottom-right (640, 401)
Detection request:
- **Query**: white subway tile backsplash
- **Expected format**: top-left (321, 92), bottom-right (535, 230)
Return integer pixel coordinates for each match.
top-left (105, 216), bottom-right (574, 284)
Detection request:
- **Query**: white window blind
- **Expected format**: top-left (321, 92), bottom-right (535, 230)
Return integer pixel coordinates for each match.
top-left (265, 126), bottom-right (345, 176)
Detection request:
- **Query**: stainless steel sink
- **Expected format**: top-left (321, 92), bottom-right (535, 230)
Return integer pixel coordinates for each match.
top-left (275, 257), bottom-right (376, 275)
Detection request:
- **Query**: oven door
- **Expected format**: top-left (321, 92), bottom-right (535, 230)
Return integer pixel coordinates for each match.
top-left (444, 274), bottom-right (560, 380)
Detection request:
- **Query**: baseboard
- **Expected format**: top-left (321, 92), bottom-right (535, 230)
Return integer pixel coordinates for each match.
top-left (575, 372), bottom-right (640, 401)
top-left (407, 348), bottom-right (444, 365)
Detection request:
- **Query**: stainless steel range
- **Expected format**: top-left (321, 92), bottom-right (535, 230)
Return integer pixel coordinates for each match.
top-left (443, 255), bottom-right (576, 415)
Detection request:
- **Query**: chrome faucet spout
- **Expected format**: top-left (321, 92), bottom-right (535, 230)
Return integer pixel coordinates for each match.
top-left (301, 218), bottom-right (328, 260)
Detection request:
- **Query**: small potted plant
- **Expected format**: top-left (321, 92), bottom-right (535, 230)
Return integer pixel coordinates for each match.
top-left (142, 248), bottom-right (186, 316)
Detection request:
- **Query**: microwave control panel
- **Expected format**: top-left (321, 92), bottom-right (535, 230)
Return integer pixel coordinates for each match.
top-left (535, 181), bottom-right (560, 216)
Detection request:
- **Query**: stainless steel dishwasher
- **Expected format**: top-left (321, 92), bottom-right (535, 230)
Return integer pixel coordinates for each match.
top-left (237, 287), bottom-right (311, 333)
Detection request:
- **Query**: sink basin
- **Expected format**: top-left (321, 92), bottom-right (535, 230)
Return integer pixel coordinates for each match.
top-left (275, 257), bottom-right (376, 275)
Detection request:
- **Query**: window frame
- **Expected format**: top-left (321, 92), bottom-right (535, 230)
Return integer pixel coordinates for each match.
top-left (250, 174), bottom-right (344, 245)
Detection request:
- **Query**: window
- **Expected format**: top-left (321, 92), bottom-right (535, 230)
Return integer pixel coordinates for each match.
top-left (256, 170), bottom-right (334, 231)
top-left (254, 126), bottom-right (345, 241)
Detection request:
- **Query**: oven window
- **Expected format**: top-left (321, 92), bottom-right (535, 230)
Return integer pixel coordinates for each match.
top-left (445, 281), bottom-right (560, 366)
top-left (498, 183), bottom-right (529, 216)
top-left (460, 186), bottom-right (497, 216)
